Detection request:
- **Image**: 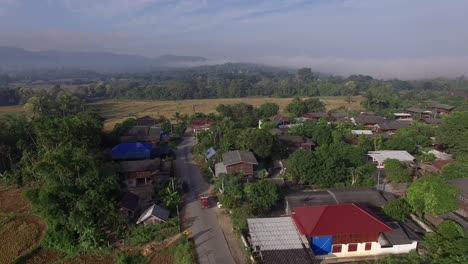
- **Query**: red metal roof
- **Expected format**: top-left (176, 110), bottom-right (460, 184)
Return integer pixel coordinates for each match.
top-left (291, 204), bottom-right (392, 237)
top-left (191, 118), bottom-right (212, 127)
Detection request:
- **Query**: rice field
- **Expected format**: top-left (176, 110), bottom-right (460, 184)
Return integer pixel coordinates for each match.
top-left (89, 96), bottom-right (363, 131)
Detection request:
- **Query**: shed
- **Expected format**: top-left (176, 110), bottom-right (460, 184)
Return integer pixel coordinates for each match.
top-left (205, 147), bottom-right (216, 160)
top-left (136, 204), bottom-right (170, 224)
top-left (112, 143), bottom-right (152, 161)
top-left (222, 150), bottom-right (258, 176)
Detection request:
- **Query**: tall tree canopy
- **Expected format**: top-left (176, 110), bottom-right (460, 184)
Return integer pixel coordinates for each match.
top-left (437, 112), bottom-right (468, 159)
top-left (406, 175), bottom-right (459, 215)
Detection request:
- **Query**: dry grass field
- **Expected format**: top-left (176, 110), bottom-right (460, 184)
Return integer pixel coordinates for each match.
top-left (0, 216), bottom-right (46, 264)
top-left (0, 185), bottom-right (32, 214)
top-left (24, 250), bottom-right (64, 264)
top-left (89, 96), bottom-right (363, 131)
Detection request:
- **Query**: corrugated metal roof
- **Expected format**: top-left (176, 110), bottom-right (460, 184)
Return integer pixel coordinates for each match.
top-left (352, 130), bottom-right (373, 135)
top-left (222, 150), bottom-right (258, 166)
top-left (368, 150), bottom-right (415, 163)
top-left (119, 159), bottom-right (160, 173)
top-left (137, 204), bottom-right (170, 224)
top-left (248, 217), bottom-right (309, 251)
top-left (291, 204), bottom-right (392, 237)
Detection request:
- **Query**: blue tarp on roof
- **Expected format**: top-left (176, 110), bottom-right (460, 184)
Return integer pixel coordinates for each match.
top-left (112, 142), bottom-right (152, 161)
top-left (311, 236), bottom-right (332, 255)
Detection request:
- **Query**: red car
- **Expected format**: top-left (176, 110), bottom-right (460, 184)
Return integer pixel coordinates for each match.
top-left (199, 195), bottom-right (210, 208)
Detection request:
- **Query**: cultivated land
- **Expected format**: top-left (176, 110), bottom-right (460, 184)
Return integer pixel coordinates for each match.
top-left (0, 96), bottom-right (363, 130)
top-left (88, 96), bottom-right (363, 131)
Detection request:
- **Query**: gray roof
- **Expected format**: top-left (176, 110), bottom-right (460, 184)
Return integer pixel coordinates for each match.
top-left (434, 103), bottom-right (455, 110)
top-left (248, 217), bottom-right (308, 251)
top-left (422, 118), bottom-right (443, 124)
top-left (382, 222), bottom-right (419, 246)
top-left (120, 126), bottom-right (161, 143)
top-left (205, 147), bottom-right (216, 160)
top-left (119, 192), bottom-right (140, 212)
top-left (137, 204), bottom-right (170, 224)
top-left (368, 150), bottom-right (415, 163)
top-left (405, 107), bottom-right (426, 113)
top-left (448, 178), bottom-right (468, 195)
top-left (119, 159), bottom-right (160, 173)
top-left (215, 162), bottom-right (227, 177)
top-left (330, 112), bottom-right (349, 120)
top-left (278, 136), bottom-right (312, 144)
top-left (285, 187), bottom-right (394, 215)
top-left (375, 120), bottom-right (412, 131)
top-left (352, 116), bottom-right (387, 125)
top-left (260, 249), bottom-right (317, 264)
top-left (222, 150), bottom-right (258, 166)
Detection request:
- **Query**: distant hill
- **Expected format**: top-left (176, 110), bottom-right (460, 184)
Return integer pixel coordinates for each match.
top-left (0, 47), bottom-right (208, 72)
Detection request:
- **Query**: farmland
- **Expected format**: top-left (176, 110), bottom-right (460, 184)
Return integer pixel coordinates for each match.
top-left (89, 96), bottom-right (363, 131)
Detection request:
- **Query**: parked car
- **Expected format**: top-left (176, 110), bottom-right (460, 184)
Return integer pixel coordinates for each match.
top-left (199, 195), bottom-right (210, 208)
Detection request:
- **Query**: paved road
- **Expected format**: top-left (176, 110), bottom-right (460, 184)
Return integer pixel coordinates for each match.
top-left (177, 135), bottom-right (236, 264)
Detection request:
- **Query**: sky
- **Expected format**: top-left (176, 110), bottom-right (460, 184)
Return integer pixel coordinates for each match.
top-left (0, 0), bottom-right (468, 79)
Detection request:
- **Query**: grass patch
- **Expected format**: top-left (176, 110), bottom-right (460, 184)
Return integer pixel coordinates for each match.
top-left (125, 219), bottom-right (180, 247)
top-left (0, 216), bottom-right (45, 264)
top-left (149, 237), bottom-right (195, 264)
top-left (62, 254), bottom-right (114, 264)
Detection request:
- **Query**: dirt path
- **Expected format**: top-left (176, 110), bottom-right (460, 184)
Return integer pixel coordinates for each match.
top-left (216, 209), bottom-right (248, 264)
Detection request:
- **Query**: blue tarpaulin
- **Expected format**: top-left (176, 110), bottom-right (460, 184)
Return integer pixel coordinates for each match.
top-left (112, 142), bottom-right (152, 161)
top-left (311, 236), bottom-right (332, 255)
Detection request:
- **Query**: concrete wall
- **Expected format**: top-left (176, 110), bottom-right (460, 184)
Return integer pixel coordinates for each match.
top-left (317, 241), bottom-right (417, 259)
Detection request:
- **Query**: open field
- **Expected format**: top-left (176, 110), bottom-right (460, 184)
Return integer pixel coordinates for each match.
top-left (89, 96), bottom-right (363, 131)
top-left (24, 250), bottom-right (64, 264)
top-left (0, 216), bottom-right (46, 264)
top-left (0, 184), bottom-right (32, 214)
top-left (0, 105), bottom-right (24, 117)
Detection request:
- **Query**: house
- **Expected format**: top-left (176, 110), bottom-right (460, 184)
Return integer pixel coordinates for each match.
top-left (270, 115), bottom-right (291, 126)
top-left (404, 108), bottom-right (432, 119)
top-left (120, 126), bottom-right (161, 146)
top-left (136, 116), bottom-right (159, 126)
top-left (330, 113), bottom-right (349, 122)
top-left (215, 150), bottom-right (258, 177)
top-left (278, 135), bottom-right (315, 152)
top-left (367, 151), bottom-right (415, 169)
top-left (421, 118), bottom-right (443, 125)
top-left (427, 149), bottom-right (453, 161)
top-left (284, 187), bottom-right (394, 215)
top-left (191, 118), bottom-right (212, 133)
top-left (119, 192), bottom-right (140, 221)
top-left (448, 178), bottom-right (468, 218)
top-left (291, 204), bottom-right (418, 258)
top-left (351, 116), bottom-right (387, 128)
top-left (112, 143), bottom-right (152, 161)
top-left (393, 113), bottom-right (413, 121)
top-left (248, 217), bottom-right (317, 264)
top-left (119, 158), bottom-right (160, 188)
top-left (373, 121), bottom-right (412, 134)
top-left (433, 103), bottom-right (455, 114)
top-left (136, 204), bottom-right (170, 224)
top-left (303, 112), bottom-right (332, 121)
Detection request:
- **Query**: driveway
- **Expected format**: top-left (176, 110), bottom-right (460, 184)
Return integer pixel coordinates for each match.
top-left (177, 135), bottom-right (236, 264)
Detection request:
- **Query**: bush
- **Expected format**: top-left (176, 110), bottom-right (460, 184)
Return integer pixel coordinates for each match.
top-left (125, 219), bottom-right (179, 246)
top-left (166, 237), bottom-right (195, 264)
top-left (383, 198), bottom-right (413, 221)
top-left (231, 205), bottom-right (253, 232)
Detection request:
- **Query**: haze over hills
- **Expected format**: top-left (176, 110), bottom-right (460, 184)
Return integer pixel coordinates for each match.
top-left (0, 47), bottom-right (208, 72)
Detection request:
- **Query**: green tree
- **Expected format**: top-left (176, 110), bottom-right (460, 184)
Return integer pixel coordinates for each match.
top-left (231, 205), bottom-right (253, 232)
top-left (437, 112), bottom-right (468, 159)
top-left (285, 97), bottom-right (307, 117)
top-left (244, 180), bottom-right (279, 213)
top-left (286, 150), bottom-right (317, 184)
top-left (162, 187), bottom-right (181, 210)
top-left (440, 162), bottom-right (468, 180)
top-left (383, 159), bottom-right (412, 183)
top-left (422, 220), bottom-right (468, 262)
top-left (258, 102), bottom-right (279, 118)
top-left (237, 129), bottom-right (275, 158)
top-left (383, 199), bottom-right (413, 221)
top-left (406, 175), bottom-right (459, 215)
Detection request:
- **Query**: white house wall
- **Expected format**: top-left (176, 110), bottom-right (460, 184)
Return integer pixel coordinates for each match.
top-left (316, 241), bottom-right (417, 259)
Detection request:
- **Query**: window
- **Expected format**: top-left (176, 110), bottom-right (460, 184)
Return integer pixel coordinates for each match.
top-left (332, 245), bottom-right (342, 253)
top-left (348, 244), bottom-right (358, 252)
top-left (365, 243), bottom-right (372, 251)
